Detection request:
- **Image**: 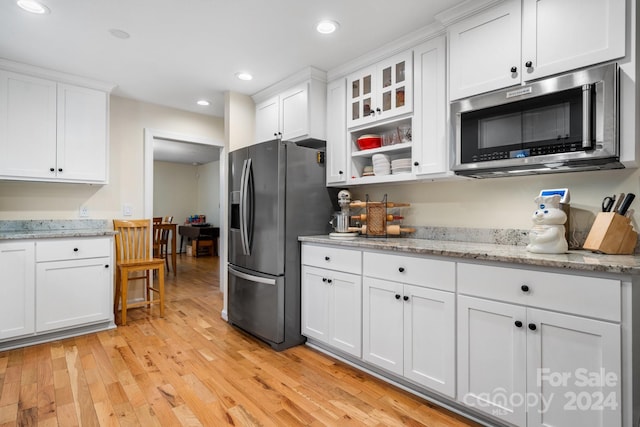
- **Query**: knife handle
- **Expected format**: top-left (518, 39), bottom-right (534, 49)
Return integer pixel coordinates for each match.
top-left (618, 193), bottom-right (635, 216)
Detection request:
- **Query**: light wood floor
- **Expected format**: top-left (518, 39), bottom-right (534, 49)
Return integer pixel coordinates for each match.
top-left (0, 255), bottom-right (480, 427)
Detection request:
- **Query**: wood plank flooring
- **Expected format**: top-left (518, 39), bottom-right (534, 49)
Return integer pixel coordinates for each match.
top-left (0, 255), bottom-right (480, 426)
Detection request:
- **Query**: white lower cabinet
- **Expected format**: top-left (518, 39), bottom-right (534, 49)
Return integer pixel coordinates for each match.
top-left (362, 252), bottom-right (456, 397)
top-left (457, 263), bottom-right (622, 427)
top-left (302, 266), bottom-right (361, 357)
top-left (0, 237), bottom-right (114, 348)
top-left (301, 244), bottom-right (362, 357)
top-left (0, 241), bottom-right (35, 340)
top-left (36, 257), bottom-right (112, 332)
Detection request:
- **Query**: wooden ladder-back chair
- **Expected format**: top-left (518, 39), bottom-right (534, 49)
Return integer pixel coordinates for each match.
top-left (153, 216), bottom-right (173, 271)
top-left (113, 219), bottom-right (165, 325)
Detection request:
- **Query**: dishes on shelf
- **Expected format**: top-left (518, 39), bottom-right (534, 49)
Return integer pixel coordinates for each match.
top-left (391, 157), bottom-right (412, 174)
top-left (362, 165), bottom-right (374, 177)
top-left (372, 153), bottom-right (391, 176)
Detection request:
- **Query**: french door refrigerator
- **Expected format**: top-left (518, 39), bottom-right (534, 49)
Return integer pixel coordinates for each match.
top-left (228, 139), bottom-right (335, 350)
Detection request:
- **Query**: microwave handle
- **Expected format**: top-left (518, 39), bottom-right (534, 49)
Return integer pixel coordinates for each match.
top-left (582, 84), bottom-right (592, 149)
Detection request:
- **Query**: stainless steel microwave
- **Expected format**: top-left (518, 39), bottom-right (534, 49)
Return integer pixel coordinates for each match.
top-left (451, 63), bottom-right (622, 178)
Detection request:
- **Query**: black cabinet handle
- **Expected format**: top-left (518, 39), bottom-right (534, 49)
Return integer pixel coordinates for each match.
top-left (327, 279), bottom-right (333, 284)
top-left (73, 248), bottom-right (79, 252)
top-left (322, 278), bottom-right (327, 282)
top-left (339, 171), bottom-right (343, 175)
top-left (528, 323), bottom-right (537, 331)
top-left (510, 66), bottom-right (517, 73)
top-left (274, 132), bottom-right (278, 137)
top-left (324, 256), bottom-right (330, 261)
top-left (376, 107), bottom-right (381, 113)
top-left (58, 168), bottom-right (63, 172)
top-left (50, 168), bottom-right (55, 172)
top-left (403, 295), bottom-right (409, 301)
top-left (395, 294), bottom-right (401, 300)
top-left (515, 320), bottom-right (523, 328)
top-left (398, 267), bottom-right (405, 273)
top-left (525, 61), bottom-right (533, 68)
top-left (521, 285), bottom-right (530, 292)
top-left (413, 161), bottom-right (419, 166)
top-left (105, 264), bottom-right (109, 268)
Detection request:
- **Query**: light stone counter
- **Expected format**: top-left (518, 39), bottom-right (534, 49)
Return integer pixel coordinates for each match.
top-left (299, 235), bottom-right (640, 275)
top-left (0, 220), bottom-right (116, 240)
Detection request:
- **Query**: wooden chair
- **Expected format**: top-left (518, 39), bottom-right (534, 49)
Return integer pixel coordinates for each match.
top-left (153, 216), bottom-right (173, 271)
top-left (113, 219), bottom-right (165, 325)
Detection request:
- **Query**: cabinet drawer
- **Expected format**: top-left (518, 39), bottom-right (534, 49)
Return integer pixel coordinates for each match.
top-left (302, 244), bottom-right (361, 274)
top-left (36, 237), bottom-right (111, 262)
top-left (363, 251), bottom-right (455, 292)
top-left (457, 263), bottom-right (621, 321)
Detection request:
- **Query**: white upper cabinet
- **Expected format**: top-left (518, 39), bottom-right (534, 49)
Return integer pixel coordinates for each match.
top-left (448, 0), bottom-right (523, 100)
top-left (347, 51), bottom-right (413, 129)
top-left (449, 0), bottom-right (626, 100)
top-left (253, 67), bottom-right (326, 144)
top-left (521, 0), bottom-right (626, 81)
top-left (0, 71), bottom-right (57, 180)
top-left (0, 66), bottom-right (111, 184)
top-left (56, 84), bottom-right (108, 182)
top-left (412, 36), bottom-right (449, 177)
top-left (325, 79), bottom-right (347, 185)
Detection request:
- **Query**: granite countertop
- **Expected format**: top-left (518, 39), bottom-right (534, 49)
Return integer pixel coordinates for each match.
top-left (299, 235), bottom-right (640, 275)
top-left (0, 220), bottom-right (116, 240)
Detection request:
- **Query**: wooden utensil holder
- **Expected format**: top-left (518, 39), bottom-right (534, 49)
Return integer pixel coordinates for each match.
top-left (583, 212), bottom-right (638, 254)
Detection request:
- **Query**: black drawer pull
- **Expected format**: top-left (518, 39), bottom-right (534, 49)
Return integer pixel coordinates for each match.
top-left (73, 248), bottom-right (79, 252)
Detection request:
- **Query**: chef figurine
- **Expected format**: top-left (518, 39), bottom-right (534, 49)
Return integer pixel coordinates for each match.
top-left (526, 194), bottom-right (568, 254)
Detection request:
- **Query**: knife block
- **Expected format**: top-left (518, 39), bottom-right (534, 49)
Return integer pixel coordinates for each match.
top-left (583, 212), bottom-right (638, 254)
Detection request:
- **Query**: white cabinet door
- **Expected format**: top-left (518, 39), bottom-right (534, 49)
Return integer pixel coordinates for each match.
top-left (302, 266), bottom-right (330, 342)
top-left (412, 36), bottom-right (448, 177)
top-left (57, 84), bottom-right (108, 183)
top-left (0, 241), bottom-right (35, 340)
top-left (325, 79), bottom-right (347, 185)
top-left (328, 269), bottom-right (362, 357)
top-left (0, 70), bottom-right (57, 179)
top-left (404, 284), bottom-right (455, 397)
top-left (448, 0), bottom-right (521, 101)
top-left (521, 0), bottom-right (626, 81)
top-left (36, 257), bottom-right (112, 332)
top-left (363, 277), bottom-right (404, 375)
top-left (279, 83), bottom-right (308, 141)
top-left (347, 65), bottom-right (377, 129)
top-left (457, 295), bottom-right (527, 427)
top-left (526, 308), bottom-right (621, 427)
top-left (302, 266), bottom-right (362, 357)
top-left (375, 51), bottom-right (413, 122)
top-left (255, 96), bottom-right (279, 143)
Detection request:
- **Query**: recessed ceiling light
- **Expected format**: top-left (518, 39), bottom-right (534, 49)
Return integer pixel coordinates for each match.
top-left (16, 0), bottom-right (50, 14)
top-left (236, 72), bottom-right (253, 81)
top-left (109, 29), bottom-right (130, 39)
top-left (316, 20), bottom-right (339, 34)
top-left (197, 100), bottom-right (210, 106)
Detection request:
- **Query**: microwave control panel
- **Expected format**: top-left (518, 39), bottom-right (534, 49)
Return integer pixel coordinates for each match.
top-left (469, 142), bottom-right (584, 163)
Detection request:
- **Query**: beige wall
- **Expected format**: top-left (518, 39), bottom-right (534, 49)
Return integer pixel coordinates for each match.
top-left (153, 160), bottom-right (221, 227)
top-left (0, 96), bottom-right (223, 220)
top-left (350, 167), bottom-right (640, 234)
top-left (225, 92), bottom-right (255, 151)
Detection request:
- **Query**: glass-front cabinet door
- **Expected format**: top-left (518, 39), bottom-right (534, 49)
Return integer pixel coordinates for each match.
top-left (347, 66), bottom-right (376, 128)
top-left (347, 51), bottom-right (412, 129)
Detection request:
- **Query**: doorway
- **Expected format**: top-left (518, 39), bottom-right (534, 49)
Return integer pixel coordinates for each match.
top-left (143, 128), bottom-right (227, 318)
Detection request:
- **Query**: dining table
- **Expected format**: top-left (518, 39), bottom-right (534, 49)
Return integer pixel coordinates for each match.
top-left (154, 223), bottom-right (177, 275)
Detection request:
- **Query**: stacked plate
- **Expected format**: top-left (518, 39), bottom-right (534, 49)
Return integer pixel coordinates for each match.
top-left (391, 158), bottom-right (412, 174)
top-left (372, 153), bottom-right (391, 176)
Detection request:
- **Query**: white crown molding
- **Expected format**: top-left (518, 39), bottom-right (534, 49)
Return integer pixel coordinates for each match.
top-left (0, 58), bottom-right (117, 92)
top-left (326, 21), bottom-right (446, 82)
top-left (435, 0), bottom-right (507, 27)
top-left (252, 66), bottom-right (327, 104)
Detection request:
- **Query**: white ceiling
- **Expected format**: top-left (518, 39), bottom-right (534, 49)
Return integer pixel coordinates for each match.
top-left (0, 0), bottom-right (461, 118)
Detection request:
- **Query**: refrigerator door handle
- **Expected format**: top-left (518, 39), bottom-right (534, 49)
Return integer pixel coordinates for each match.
top-left (228, 266), bottom-right (276, 286)
top-left (239, 158), bottom-right (250, 255)
top-left (242, 158), bottom-right (252, 255)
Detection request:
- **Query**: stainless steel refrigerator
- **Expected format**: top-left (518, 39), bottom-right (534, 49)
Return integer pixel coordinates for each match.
top-left (228, 139), bottom-right (335, 350)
